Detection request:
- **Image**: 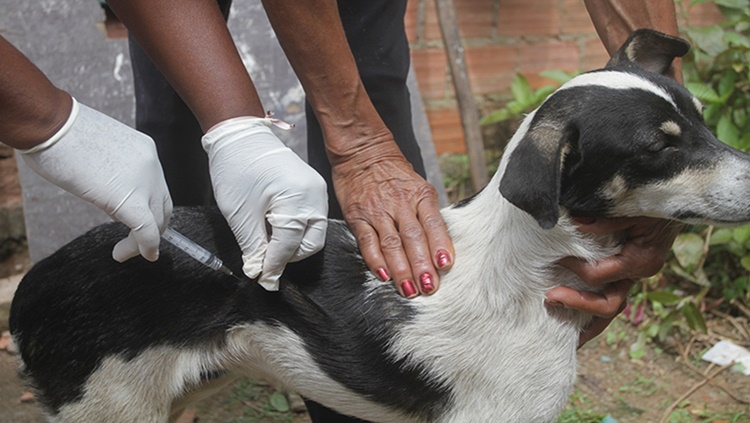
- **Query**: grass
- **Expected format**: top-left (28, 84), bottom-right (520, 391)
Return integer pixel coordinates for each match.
top-left (229, 378), bottom-right (295, 423)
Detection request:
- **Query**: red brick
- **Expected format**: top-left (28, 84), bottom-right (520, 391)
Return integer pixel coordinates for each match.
top-left (518, 40), bottom-right (580, 88)
top-left (456, 0), bottom-right (495, 39)
top-left (421, 0), bottom-right (496, 41)
top-left (405, 0), bottom-right (420, 43)
top-left (581, 37), bottom-right (610, 71)
top-left (497, 0), bottom-right (560, 37)
top-left (423, 0), bottom-right (443, 42)
top-left (464, 45), bottom-right (517, 95)
top-left (411, 48), bottom-right (449, 100)
top-left (426, 106), bottom-right (466, 154)
top-left (561, 0), bottom-right (595, 35)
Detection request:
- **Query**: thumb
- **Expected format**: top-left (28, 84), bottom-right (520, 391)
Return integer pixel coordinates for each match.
top-left (111, 218), bottom-right (161, 263)
top-left (238, 219), bottom-right (270, 280)
top-left (258, 217), bottom-right (306, 290)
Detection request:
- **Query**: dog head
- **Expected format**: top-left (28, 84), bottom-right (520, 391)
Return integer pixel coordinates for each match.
top-left (499, 29), bottom-right (750, 229)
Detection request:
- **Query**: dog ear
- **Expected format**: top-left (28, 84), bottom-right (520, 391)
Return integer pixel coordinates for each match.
top-left (499, 124), bottom-right (573, 229)
top-left (606, 29), bottom-right (690, 75)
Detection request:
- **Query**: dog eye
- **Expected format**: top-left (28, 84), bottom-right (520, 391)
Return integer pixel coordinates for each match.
top-left (647, 141), bottom-right (668, 152)
top-left (647, 137), bottom-right (678, 153)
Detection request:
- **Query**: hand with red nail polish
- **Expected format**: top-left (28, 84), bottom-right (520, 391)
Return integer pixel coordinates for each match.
top-left (330, 138), bottom-right (455, 299)
top-left (551, 216), bottom-right (681, 347)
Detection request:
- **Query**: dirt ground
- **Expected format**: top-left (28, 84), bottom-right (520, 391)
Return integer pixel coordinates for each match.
top-left (1, 251), bottom-right (748, 423)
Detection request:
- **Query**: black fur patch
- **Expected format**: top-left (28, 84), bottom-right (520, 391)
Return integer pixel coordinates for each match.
top-left (10, 207), bottom-right (452, 419)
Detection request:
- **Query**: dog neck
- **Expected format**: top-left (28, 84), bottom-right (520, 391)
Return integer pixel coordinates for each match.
top-left (440, 164), bottom-right (617, 312)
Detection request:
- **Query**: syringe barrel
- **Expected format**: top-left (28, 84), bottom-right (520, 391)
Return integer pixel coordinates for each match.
top-left (162, 228), bottom-right (223, 271)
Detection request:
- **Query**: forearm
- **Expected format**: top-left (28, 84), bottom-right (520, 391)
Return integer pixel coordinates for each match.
top-left (261, 0), bottom-right (399, 165)
top-left (0, 36), bottom-right (72, 149)
top-left (583, 0), bottom-right (679, 55)
top-left (107, 0), bottom-right (264, 131)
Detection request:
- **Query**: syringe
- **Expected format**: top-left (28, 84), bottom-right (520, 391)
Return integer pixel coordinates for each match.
top-left (161, 227), bottom-right (237, 278)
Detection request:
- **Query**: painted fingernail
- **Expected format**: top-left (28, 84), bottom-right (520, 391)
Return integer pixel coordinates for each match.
top-left (572, 216), bottom-right (597, 225)
top-left (545, 300), bottom-right (564, 308)
top-left (376, 268), bottom-right (390, 282)
top-left (420, 273), bottom-right (435, 294)
top-left (436, 250), bottom-right (451, 268)
top-left (401, 280), bottom-right (418, 298)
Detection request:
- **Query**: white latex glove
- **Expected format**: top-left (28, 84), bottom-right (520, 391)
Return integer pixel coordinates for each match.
top-left (18, 97), bottom-right (172, 262)
top-left (202, 116), bottom-right (328, 290)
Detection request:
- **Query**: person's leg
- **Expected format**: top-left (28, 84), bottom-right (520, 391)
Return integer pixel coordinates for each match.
top-left (128, 0), bottom-right (234, 206)
top-left (303, 0), bottom-right (414, 421)
top-left (307, 0), bottom-right (424, 220)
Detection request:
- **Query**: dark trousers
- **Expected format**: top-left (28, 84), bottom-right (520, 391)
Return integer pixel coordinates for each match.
top-left (129, 0), bottom-right (418, 421)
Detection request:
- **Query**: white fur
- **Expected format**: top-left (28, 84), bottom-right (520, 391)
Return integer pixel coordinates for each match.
top-left (381, 119), bottom-right (618, 422)
top-left (557, 70), bottom-right (677, 109)
top-left (52, 103), bottom-right (615, 423)
top-left (36, 67), bottom-right (744, 423)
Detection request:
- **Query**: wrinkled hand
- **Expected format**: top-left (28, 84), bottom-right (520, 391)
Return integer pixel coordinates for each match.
top-left (549, 216), bottom-right (682, 347)
top-left (332, 144), bottom-right (454, 298)
top-left (202, 117), bottom-right (328, 290)
top-left (19, 98), bottom-right (172, 262)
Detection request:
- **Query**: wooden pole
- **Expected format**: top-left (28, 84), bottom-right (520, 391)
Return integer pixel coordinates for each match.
top-left (434, 0), bottom-right (489, 191)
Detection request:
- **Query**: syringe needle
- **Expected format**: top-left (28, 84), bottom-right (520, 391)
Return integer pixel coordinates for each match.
top-left (161, 227), bottom-right (240, 279)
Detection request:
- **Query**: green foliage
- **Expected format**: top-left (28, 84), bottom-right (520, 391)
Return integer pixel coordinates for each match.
top-left (477, 1), bottom-right (750, 351)
top-left (610, 1), bottom-right (750, 356)
top-left (681, 0), bottom-right (750, 150)
top-left (557, 392), bottom-right (608, 423)
top-left (480, 71), bottom-right (577, 125)
top-left (230, 378), bottom-right (295, 423)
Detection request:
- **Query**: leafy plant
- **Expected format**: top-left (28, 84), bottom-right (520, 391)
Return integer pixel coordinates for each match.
top-left (230, 378), bottom-right (295, 423)
top-left (557, 392), bottom-right (608, 423)
top-left (480, 71), bottom-right (577, 125)
top-left (682, 0), bottom-right (750, 150)
top-left (478, 0), bottom-right (750, 352)
top-left (644, 0), bottom-right (750, 334)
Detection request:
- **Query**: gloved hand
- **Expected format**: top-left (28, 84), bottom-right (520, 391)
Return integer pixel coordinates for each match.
top-left (18, 97), bottom-right (172, 262)
top-left (202, 116), bottom-right (328, 290)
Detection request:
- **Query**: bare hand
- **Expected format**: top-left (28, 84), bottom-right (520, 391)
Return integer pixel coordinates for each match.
top-left (548, 217), bottom-right (682, 347)
top-left (332, 146), bottom-right (454, 299)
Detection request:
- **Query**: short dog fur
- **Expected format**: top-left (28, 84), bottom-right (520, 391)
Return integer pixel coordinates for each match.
top-left (11, 30), bottom-right (750, 422)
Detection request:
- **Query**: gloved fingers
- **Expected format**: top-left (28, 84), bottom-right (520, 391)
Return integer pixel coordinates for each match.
top-left (258, 223), bottom-right (306, 291)
top-left (112, 232), bottom-right (140, 263)
top-left (242, 248), bottom-right (265, 281)
top-left (290, 217), bottom-right (328, 262)
top-left (237, 216), bottom-right (270, 281)
top-left (160, 196), bottom-right (174, 232)
top-left (112, 204), bottom-right (163, 262)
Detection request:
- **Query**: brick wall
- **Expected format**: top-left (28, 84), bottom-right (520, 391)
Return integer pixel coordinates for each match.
top-left (406, 0), bottom-right (725, 154)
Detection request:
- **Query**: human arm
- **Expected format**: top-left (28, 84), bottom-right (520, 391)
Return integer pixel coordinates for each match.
top-left (0, 35), bottom-right (72, 149)
top-left (261, 0), bottom-right (455, 297)
top-left (105, 0), bottom-right (328, 287)
top-left (0, 35), bottom-right (172, 261)
top-left (584, 0), bottom-right (682, 82)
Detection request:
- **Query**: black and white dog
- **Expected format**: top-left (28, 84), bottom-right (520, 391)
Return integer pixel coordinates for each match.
top-left (11, 29), bottom-right (750, 422)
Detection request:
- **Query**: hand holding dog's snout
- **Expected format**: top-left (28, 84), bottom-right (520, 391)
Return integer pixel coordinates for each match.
top-left (334, 155), bottom-right (454, 299)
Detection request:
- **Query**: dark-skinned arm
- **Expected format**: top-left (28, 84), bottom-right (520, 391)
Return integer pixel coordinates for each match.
top-left (106, 0), bottom-right (265, 130)
top-left (106, 0), bottom-right (329, 287)
top-left (0, 34), bottom-right (172, 262)
top-left (0, 35), bottom-right (71, 149)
